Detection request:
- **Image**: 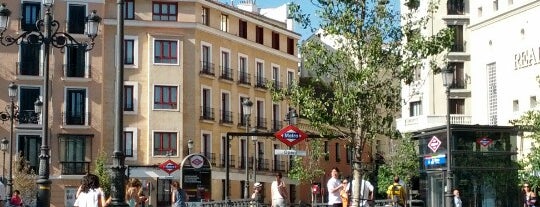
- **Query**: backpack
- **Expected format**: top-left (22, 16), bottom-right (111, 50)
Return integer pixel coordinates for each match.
top-left (390, 184), bottom-right (403, 205)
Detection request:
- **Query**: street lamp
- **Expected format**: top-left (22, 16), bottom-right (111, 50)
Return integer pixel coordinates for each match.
top-left (442, 65), bottom-right (454, 207)
top-left (242, 98), bottom-right (253, 199)
top-left (187, 139), bottom-right (194, 155)
top-left (0, 2), bottom-right (101, 206)
top-left (1, 138), bottom-right (8, 186)
top-left (0, 82), bottom-right (17, 199)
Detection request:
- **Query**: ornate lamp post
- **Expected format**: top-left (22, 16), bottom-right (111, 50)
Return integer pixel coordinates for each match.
top-left (0, 138), bottom-right (7, 185)
top-left (0, 2), bottom-right (101, 206)
top-left (187, 139), bottom-right (194, 155)
top-left (242, 98), bottom-right (253, 199)
top-left (442, 66), bottom-right (455, 207)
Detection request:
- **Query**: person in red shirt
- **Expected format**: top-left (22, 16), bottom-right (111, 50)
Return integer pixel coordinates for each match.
top-left (10, 190), bottom-right (23, 207)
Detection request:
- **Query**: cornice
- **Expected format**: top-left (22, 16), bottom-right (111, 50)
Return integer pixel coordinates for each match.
top-left (469, 1), bottom-right (540, 31)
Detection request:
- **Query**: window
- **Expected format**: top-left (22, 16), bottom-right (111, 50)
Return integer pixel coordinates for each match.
top-left (220, 92), bottom-right (232, 123)
top-left (202, 133), bottom-right (211, 157)
top-left (154, 40), bottom-right (178, 64)
top-left (18, 134), bottom-right (41, 172)
top-left (201, 88), bottom-right (213, 120)
top-left (335, 143), bottom-right (341, 162)
top-left (202, 7), bottom-right (209, 26)
top-left (125, 39), bottom-right (135, 65)
top-left (256, 100), bottom-right (266, 129)
top-left (478, 7), bottom-right (483, 17)
top-left (513, 100), bottom-right (519, 112)
top-left (124, 85), bottom-right (134, 112)
top-left (19, 86), bottom-right (41, 124)
top-left (152, 2), bottom-right (177, 21)
top-left (154, 85), bottom-right (178, 110)
top-left (449, 62), bottom-right (465, 89)
top-left (256, 26), bottom-right (264, 44)
top-left (124, 131), bottom-right (134, 157)
top-left (154, 132), bottom-right (177, 156)
top-left (220, 50), bottom-right (232, 80)
top-left (59, 135), bottom-right (91, 175)
top-left (531, 96), bottom-right (537, 108)
top-left (450, 99), bottom-right (465, 114)
top-left (255, 61), bottom-right (265, 88)
top-left (125, 0), bottom-right (135, 20)
top-left (272, 66), bottom-right (280, 89)
top-left (448, 25), bottom-right (464, 52)
top-left (66, 44), bottom-right (87, 78)
top-left (239, 20), bottom-right (247, 38)
top-left (447, 0), bottom-right (464, 15)
top-left (487, 63), bottom-right (497, 125)
top-left (19, 42), bottom-right (40, 76)
top-left (22, 2), bottom-right (40, 31)
top-left (238, 56), bottom-right (249, 84)
top-left (409, 101), bottom-right (422, 117)
top-left (272, 104), bottom-right (281, 131)
top-left (272, 32), bottom-right (280, 50)
top-left (324, 141), bottom-right (329, 160)
top-left (287, 70), bottom-right (294, 88)
top-left (493, 0), bottom-right (499, 11)
top-left (220, 14), bottom-right (229, 32)
top-left (65, 88), bottom-right (87, 125)
top-left (287, 37), bottom-right (294, 55)
top-left (68, 4), bottom-right (86, 34)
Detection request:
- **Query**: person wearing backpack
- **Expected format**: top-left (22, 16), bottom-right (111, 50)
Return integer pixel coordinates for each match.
top-left (386, 176), bottom-right (406, 207)
top-left (171, 181), bottom-right (186, 207)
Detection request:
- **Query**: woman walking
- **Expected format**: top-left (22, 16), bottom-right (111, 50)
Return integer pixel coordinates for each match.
top-left (74, 173), bottom-right (106, 207)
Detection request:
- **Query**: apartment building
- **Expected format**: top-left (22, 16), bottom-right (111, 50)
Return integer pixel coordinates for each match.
top-left (99, 0), bottom-right (304, 206)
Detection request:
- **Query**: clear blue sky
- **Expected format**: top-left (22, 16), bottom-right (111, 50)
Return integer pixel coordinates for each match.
top-left (223, 0), bottom-right (400, 40)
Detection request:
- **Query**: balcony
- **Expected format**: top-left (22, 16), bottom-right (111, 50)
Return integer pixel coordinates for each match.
top-left (219, 66), bottom-right (234, 81)
top-left (60, 161), bottom-right (90, 175)
top-left (255, 76), bottom-right (267, 89)
top-left (396, 114), bottom-right (472, 133)
top-left (255, 117), bottom-right (267, 129)
top-left (238, 72), bottom-right (251, 85)
top-left (62, 112), bottom-right (90, 126)
top-left (447, 0), bottom-right (465, 15)
top-left (219, 110), bottom-right (233, 124)
top-left (200, 61), bottom-right (215, 76)
top-left (200, 106), bottom-right (215, 121)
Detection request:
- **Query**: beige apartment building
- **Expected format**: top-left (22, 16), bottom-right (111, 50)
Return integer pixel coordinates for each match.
top-left (0, 0), bottom-right (308, 206)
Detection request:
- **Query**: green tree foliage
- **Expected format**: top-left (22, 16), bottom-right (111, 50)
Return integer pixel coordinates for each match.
top-left (511, 110), bottom-right (540, 188)
top-left (13, 153), bottom-right (37, 206)
top-left (376, 134), bottom-right (419, 196)
top-left (94, 150), bottom-right (112, 197)
top-left (287, 139), bottom-right (326, 184)
top-left (279, 0), bottom-right (453, 205)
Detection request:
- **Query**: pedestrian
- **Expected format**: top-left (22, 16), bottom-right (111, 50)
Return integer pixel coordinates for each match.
top-left (73, 173), bottom-right (106, 207)
top-left (10, 190), bottom-right (23, 207)
top-left (171, 180), bottom-right (186, 207)
top-left (453, 189), bottom-right (462, 207)
top-left (271, 172), bottom-right (288, 207)
top-left (340, 179), bottom-right (349, 207)
top-left (358, 178), bottom-right (374, 207)
top-left (327, 167), bottom-right (343, 207)
top-left (386, 176), bottom-right (406, 207)
top-left (251, 182), bottom-right (263, 206)
top-left (524, 183), bottom-right (537, 207)
top-left (126, 178), bottom-right (146, 207)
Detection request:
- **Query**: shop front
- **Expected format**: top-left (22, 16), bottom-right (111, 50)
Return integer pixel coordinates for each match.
top-left (414, 125), bottom-right (520, 207)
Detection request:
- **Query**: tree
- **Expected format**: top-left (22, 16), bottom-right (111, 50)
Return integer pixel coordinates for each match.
top-left (287, 139), bottom-right (326, 203)
top-left (94, 150), bottom-right (112, 198)
top-left (511, 110), bottom-right (540, 188)
top-left (281, 0), bottom-right (453, 205)
top-left (376, 133), bottom-right (419, 196)
top-left (13, 153), bottom-right (38, 206)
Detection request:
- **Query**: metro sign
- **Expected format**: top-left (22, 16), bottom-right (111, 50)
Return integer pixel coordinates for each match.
top-left (477, 137), bottom-right (493, 147)
top-left (159, 159), bottom-right (180, 175)
top-left (428, 136), bottom-right (442, 153)
top-left (274, 125), bottom-right (308, 147)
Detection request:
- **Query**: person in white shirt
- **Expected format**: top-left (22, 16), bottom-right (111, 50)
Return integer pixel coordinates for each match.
top-left (345, 177), bottom-right (374, 207)
top-left (327, 167), bottom-right (343, 207)
top-left (271, 172), bottom-right (288, 207)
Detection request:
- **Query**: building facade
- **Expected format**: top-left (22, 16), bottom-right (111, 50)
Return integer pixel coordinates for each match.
top-left (0, 0), bottom-right (343, 206)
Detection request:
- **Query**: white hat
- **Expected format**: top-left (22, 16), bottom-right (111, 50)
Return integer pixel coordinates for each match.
top-left (254, 182), bottom-right (262, 187)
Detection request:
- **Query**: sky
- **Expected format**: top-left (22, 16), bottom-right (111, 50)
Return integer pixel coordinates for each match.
top-left (222, 0), bottom-right (401, 41)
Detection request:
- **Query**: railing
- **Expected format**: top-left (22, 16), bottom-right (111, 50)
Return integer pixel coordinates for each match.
top-left (255, 76), bottom-right (267, 88)
top-left (271, 120), bottom-right (283, 132)
top-left (63, 64), bottom-right (91, 78)
top-left (196, 199), bottom-right (424, 207)
top-left (60, 161), bottom-right (90, 175)
top-left (396, 114), bottom-right (472, 133)
top-left (220, 110), bottom-right (233, 124)
top-left (238, 72), bottom-right (251, 85)
top-left (62, 112), bottom-right (90, 126)
top-left (18, 110), bottom-right (39, 124)
top-left (220, 66), bottom-right (234, 81)
top-left (256, 117), bottom-right (267, 129)
top-left (200, 107), bottom-right (214, 121)
top-left (200, 61), bottom-right (215, 76)
top-left (16, 61), bottom-right (39, 76)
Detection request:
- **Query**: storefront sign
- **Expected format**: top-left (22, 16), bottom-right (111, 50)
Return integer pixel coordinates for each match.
top-left (514, 46), bottom-right (540, 70)
top-left (424, 154), bottom-right (447, 168)
top-left (181, 154), bottom-right (212, 202)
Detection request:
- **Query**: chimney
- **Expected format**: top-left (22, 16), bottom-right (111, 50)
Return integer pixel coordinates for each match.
top-left (237, 0), bottom-right (258, 13)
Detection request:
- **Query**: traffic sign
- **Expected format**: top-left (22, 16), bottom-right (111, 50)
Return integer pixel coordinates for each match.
top-left (428, 136), bottom-right (442, 153)
top-left (274, 125), bottom-right (308, 147)
top-left (274, 149), bottom-right (306, 156)
top-left (477, 137), bottom-right (493, 147)
top-left (159, 159), bottom-right (180, 175)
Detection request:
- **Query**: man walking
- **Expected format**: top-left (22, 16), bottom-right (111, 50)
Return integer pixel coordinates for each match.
top-left (386, 176), bottom-right (406, 207)
top-left (327, 168), bottom-right (343, 207)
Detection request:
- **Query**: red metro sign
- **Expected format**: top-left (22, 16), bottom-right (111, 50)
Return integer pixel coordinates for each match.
top-left (159, 159), bottom-right (180, 175)
top-left (274, 125), bottom-right (308, 147)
